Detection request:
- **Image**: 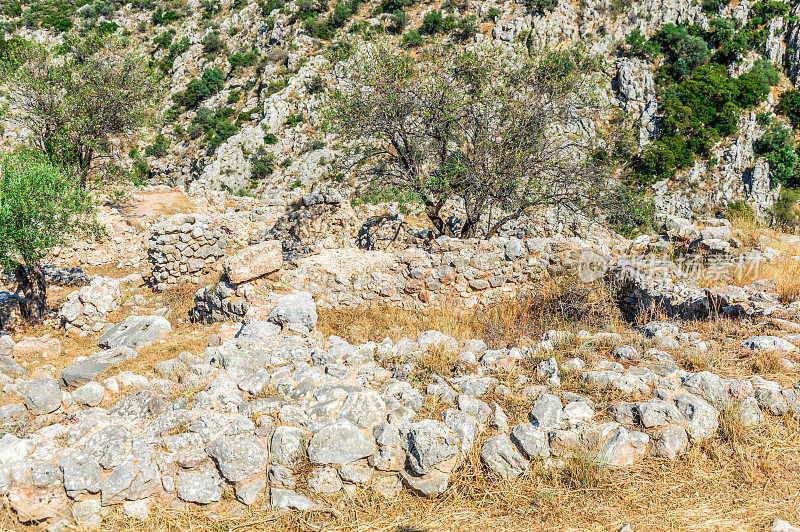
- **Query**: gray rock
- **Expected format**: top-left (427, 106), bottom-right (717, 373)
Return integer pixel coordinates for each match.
top-left (72, 499), bottom-right (101, 528)
top-left (741, 336), bottom-right (797, 353)
top-left (338, 390), bottom-right (386, 428)
top-left (59, 347), bottom-right (137, 388)
top-left (72, 382), bottom-right (105, 407)
top-left (237, 321), bottom-right (281, 340)
top-left (32, 462), bottom-right (61, 488)
top-left (488, 403), bottom-right (508, 433)
top-left (596, 426), bottom-right (649, 468)
top-left (612, 345), bottom-right (640, 361)
top-left (308, 466), bottom-right (343, 493)
top-left (271, 488), bottom-right (316, 510)
top-left (771, 519), bottom-right (800, 532)
top-left (399, 468), bottom-right (449, 497)
top-left (235, 477), bottom-right (266, 505)
top-left (307, 420), bottom-right (375, 465)
top-left (529, 393), bottom-right (563, 429)
top-left (649, 426), bottom-right (688, 460)
top-left (480, 434), bottom-right (527, 479)
top-left (270, 426), bottom-right (308, 467)
top-left (0, 355), bottom-right (25, 377)
top-left (61, 454), bottom-right (101, 498)
top-left (223, 241), bottom-right (282, 284)
top-left (641, 321), bottom-right (679, 339)
top-left (510, 424), bottom-right (550, 459)
top-left (20, 378), bottom-right (62, 415)
top-left (98, 315), bottom-right (171, 350)
top-left (101, 447), bottom-right (160, 505)
top-left (268, 464), bottom-right (296, 489)
top-left (176, 468), bottom-right (223, 504)
top-left (504, 238), bottom-right (526, 261)
top-left (268, 291), bottom-right (318, 330)
top-left (441, 409), bottom-right (480, 455)
top-left (635, 399), bottom-right (684, 428)
top-left (457, 394), bottom-right (491, 423)
top-left (206, 435), bottom-right (266, 483)
top-left (403, 420), bottom-right (458, 476)
top-left (673, 394), bottom-right (719, 442)
top-left (683, 371), bottom-right (728, 404)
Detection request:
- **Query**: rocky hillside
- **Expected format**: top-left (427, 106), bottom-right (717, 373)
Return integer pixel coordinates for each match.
top-left (2, 0), bottom-right (800, 223)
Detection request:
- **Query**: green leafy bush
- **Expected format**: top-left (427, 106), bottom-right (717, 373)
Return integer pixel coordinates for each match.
top-left (771, 187), bottom-right (800, 228)
top-left (145, 134), bottom-right (169, 157)
top-left (202, 31), bottom-right (227, 57)
top-left (754, 122), bottom-right (799, 187)
top-left (285, 112), bottom-right (305, 127)
top-left (264, 133), bottom-right (279, 144)
top-left (402, 30), bottom-right (422, 48)
top-left (173, 68), bottom-right (225, 108)
top-left (777, 89), bottom-right (800, 129)
top-left (228, 51), bottom-right (258, 69)
top-left (250, 146), bottom-right (276, 182)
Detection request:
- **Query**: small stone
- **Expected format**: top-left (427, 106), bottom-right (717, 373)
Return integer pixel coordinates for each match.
top-left (529, 394), bottom-right (563, 429)
top-left (308, 420), bottom-right (375, 465)
top-left (271, 488), bottom-right (316, 510)
top-left (480, 434), bottom-right (528, 480)
top-left (649, 426), bottom-right (688, 460)
top-left (19, 378), bottom-right (62, 415)
top-left (308, 466), bottom-right (343, 493)
top-left (72, 382), bottom-right (105, 407)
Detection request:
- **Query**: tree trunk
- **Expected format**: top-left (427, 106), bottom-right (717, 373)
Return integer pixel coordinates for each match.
top-left (15, 263), bottom-right (48, 323)
top-left (460, 215), bottom-right (480, 238)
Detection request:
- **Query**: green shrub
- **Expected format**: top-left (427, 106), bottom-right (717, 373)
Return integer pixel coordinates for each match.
top-left (285, 112), bottom-right (305, 127)
top-left (228, 50), bottom-right (258, 69)
top-left (264, 133), bottom-right (279, 144)
top-left (208, 119), bottom-right (237, 148)
top-left (227, 89), bottom-right (241, 104)
top-left (388, 9), bottom-right (408, 33)
top-left (526, 0), bottom-right (558, 13)
top-left (421, 10), bottom-right (443, 34)
top-left (777, 89), bottom-right (800, 129)
top-left (173, 68), bottom-right (225, 108)
top-left (250, 146), bottom-right (276, 181)
top-left (202, 31), bottom-right (227, 57)
top-left (305, 74), bottom-right (325, 94)
top-left (772, 187), bottom-right (800, 228)
top-left (145, 134), bottom-right (169, 157)
top-left (725, 200), bottom-right (756, 222)
top-left (754, 122), bottom-right (799, 187)
top-left (352, 183), bottom-right (420, 213)
top-left (402, 30), bottom-right (422, 48)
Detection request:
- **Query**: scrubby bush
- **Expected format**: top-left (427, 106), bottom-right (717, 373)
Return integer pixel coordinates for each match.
top-left (0, 151), bottom-right (99, 322)
top-left (173, 68), bottom-right (225, 108)
top-left (402, 30), bottom-right (422, 48)
top-left (145, 134), bottom-right (169, 157)
top-left (202, 31), bottom-right (227, 57)
top-left (285, 112), bottom-right (305, 127)
top-left (754, 122), bottom-right (799, 187)
top-left (772, 187), bottom-right (800, 228)
top-left (777, 89), bottom-right (800, 129)
top-left (228, 50), bottom-right (258, 69)
top-left (250, 146), bottom-right (276, 182)
top-left (327, 43), bottom-right (624, 238)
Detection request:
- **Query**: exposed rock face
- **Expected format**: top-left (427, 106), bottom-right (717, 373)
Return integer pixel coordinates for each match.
top-left (614, 58), bottom-right (658, 146)
top-left (653, 113), bottom-right (780, 220)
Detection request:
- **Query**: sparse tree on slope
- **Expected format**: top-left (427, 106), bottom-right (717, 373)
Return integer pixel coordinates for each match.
top-left (326, 42), bottom-right (620, 238)
top-left (0, 152), bottom-right (100, 323)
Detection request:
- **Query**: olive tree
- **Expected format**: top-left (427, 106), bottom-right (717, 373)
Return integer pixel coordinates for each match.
top-left (4, 40), bottom-right (161, 188)
top-left (326, 42), bottom-right (618, 238)
top-left (0, 152), bottom-right (100, 323)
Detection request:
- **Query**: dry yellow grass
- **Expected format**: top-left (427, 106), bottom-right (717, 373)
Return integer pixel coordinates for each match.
top-left (3, 414), bottom-right (796, 532)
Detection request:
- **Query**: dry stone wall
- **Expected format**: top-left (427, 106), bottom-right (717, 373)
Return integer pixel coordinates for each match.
top-left (146, 214), bottom-right (228, 291)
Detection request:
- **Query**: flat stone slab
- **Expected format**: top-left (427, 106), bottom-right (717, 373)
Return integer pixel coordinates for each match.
top-left (98, 316), bottom-right (171, 350)
top-left (223, 240), bottom-right (282, 284)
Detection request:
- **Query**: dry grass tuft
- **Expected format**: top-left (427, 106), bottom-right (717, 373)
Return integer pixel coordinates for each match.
top-left (717, 400), bottom-right (757, 448)
top-left (751, 350), bottom-right (782, 374)
top-left (561, 451), bottom-right (606, 490)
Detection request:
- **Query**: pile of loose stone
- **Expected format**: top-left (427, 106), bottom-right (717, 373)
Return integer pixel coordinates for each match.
top-left (1, 289), bottom-right (799, 529)
top-left (146, 214), bottom-right (229, 291)
top-left (57, 277), bottom-right (122, 337)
